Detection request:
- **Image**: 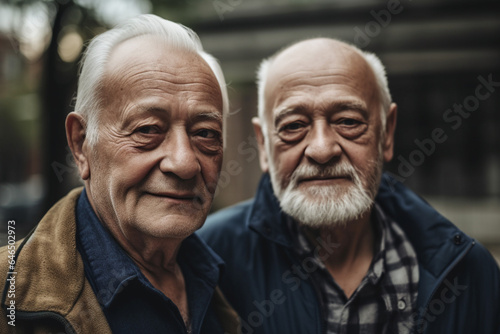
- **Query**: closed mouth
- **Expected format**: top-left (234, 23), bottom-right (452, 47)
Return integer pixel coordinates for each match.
top-left (298, 175), bottom-right (352, 184)
top-left (148, 192), bottom-right (202, 204)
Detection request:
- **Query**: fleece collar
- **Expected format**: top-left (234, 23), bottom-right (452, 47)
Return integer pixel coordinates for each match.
top-left (1, 187), bottom-right (111, 333)
top-left (3, 187), bottom-right (86, 313)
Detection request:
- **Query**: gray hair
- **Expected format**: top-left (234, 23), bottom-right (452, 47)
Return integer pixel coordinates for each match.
top-left (74, 14), bottom-right (229, 146)
top-left (256, 39), bottom-right (391, 135)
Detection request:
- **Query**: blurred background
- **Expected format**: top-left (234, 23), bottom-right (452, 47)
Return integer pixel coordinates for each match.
top-left (0, 0), bottom-right (498, 262)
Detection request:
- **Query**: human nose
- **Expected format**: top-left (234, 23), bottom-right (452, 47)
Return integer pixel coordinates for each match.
top-left (304, 121), bottom-right (342, 164)
top-left (158, 128), bottom-right (201, 180)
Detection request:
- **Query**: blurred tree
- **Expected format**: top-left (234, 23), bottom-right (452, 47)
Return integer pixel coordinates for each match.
top-left (2, 0), bottom-right (104, 217)
top-left (41, 0), bottom-right (80, 213)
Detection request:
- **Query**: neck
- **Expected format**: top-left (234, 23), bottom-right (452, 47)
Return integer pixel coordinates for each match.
top-left (305, 209), bottom-right (376, 298)
top-left (109, 225), bottom-right (191, 324)
top-left (318, 211), bottom-right (374, 265)
top-left (111, 225), bottom-right (184, 278)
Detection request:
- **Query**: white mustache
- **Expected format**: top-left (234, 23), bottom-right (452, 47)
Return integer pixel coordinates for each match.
top-left (290, 162), bottom-right (358, 186)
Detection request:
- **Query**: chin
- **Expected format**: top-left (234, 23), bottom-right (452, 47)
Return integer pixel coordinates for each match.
top-left (139, 217), bottom-right (204, 240)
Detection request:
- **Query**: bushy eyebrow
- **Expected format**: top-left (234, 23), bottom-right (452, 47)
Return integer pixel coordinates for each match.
top-left (333, 101), bottom-right (368, 118)
top-left (273, 100), bottom-right (369, 128)
top-left (121, 106), bottom-right (222, 131)
top-left (273, 106), bottom-right (308, 129)
top-left (190, 111), bottom-right (223, 127)
top-left (121, 106), bottom-right (167, 128)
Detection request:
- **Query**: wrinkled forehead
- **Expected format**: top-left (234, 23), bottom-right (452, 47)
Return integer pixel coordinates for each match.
top-left (99, 35), bottom-right (223, 111)
top-left (264, 40), bottom-right (379, 115)
top-left (104, 35), bottom-right (215, 83)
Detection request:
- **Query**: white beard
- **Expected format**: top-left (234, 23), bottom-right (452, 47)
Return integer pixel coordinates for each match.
top-left (268, 158), bottom-right (382, 228)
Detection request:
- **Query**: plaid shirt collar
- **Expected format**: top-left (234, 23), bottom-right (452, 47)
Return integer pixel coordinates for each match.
top-left (287, 203), bottom-right (419, 333)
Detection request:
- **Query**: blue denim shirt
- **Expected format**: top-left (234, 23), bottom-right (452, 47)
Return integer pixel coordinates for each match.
top-left (75, 189), bottom-right (225, 334)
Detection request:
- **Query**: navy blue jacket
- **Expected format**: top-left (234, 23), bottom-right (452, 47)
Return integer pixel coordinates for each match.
top-left (198, 173), bottom-right (500, 334)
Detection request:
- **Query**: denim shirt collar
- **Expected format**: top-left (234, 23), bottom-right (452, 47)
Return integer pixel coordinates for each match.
top-left (75, 189), bottom-right (224, 310)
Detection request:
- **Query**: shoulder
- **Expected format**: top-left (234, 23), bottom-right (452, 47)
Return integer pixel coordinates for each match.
top-left (439, 241), bottom-right (500, 332)
top-left (0, 235), bottom-right (29, 282)
top-left (197, 199), bottom-right (256, 258)
top-left (198, 198), bottom-right (254, 239)
top-left (0, 241), bottom-right (20, 283)
top-left (377, 174), bottom-right (500, 289)
top-left (458, 241), bottom-right (500, 287)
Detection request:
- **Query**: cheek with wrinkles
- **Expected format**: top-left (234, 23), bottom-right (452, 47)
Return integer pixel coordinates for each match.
top-left (201, 165), bottom-right (222, 195)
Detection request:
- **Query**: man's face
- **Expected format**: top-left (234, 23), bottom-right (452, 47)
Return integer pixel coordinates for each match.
top-left (257, 40), bottom-right (393, 227)
top-left (84, 36), bottom-right (223, 241)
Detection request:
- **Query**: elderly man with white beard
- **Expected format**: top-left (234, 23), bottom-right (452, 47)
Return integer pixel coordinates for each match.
top-left (198, 38), bottom-right (500, 334)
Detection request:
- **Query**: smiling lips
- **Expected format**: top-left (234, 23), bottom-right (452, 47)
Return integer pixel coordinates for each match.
top-left (149, 191), bottom-right (202, 204)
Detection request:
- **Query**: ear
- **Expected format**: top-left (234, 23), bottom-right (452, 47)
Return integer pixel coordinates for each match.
top-left (66, 112), bottom-right (90, 180)
top-left (382, 103), bottom-right (398, 162)
top-left (252, 117), bottom-right (269, 173)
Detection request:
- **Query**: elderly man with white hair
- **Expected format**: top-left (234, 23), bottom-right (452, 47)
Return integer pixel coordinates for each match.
top-left (0, 15), bottom-right (239, 334)
top-left (199, 38), bottom-right (500, 334)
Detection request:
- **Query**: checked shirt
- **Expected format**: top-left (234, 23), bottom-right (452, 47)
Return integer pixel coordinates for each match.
top-left (288, 204), bottom-right (419, 334)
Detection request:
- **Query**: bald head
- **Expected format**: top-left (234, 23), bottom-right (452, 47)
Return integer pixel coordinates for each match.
top-left (257, 38), bottom-right (392, 132)
top-left (268, 38), bottom-right (370, 78)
